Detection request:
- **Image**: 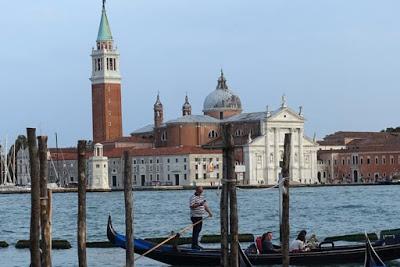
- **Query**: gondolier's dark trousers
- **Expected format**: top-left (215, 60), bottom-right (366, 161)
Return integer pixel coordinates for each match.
top-left (191, 217), bottom-right (203, 248)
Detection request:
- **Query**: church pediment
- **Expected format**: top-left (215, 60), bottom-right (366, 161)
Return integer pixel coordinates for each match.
top-left (267, 107), bottom-right (305, 123)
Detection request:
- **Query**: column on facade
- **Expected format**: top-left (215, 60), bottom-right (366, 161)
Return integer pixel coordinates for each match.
top-left (274, 127), bottom-right (280, 181)
top-left (290, 128), bottom-right (295, 181)
top-left (264, 125), bottom-right (269, 184)
top-left (298, 128), bottom-right (304, 182)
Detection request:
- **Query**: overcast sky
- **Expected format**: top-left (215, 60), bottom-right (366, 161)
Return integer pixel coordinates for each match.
top-left (1, 0), bottom-right (400, 147)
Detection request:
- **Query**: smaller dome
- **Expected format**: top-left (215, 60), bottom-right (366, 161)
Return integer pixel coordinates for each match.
top-left (203, 71), bottom-right (242, 112)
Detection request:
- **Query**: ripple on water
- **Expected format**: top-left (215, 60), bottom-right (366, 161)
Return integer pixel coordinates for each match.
top-left (1, 186), bottom-right (400, 266)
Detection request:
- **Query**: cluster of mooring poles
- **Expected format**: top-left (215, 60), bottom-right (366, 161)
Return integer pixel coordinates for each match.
top-left (219, 124), bottom-right (291, 267)
top-left (28, 123), bottom-right (290, 267)
top-left (29, 128), bottom-right (135, 267)
top-left (27, 128), bottom-right (52, 267)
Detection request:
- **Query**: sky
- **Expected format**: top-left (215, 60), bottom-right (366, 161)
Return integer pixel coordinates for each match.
top-left (1, 0), bottom-right (400, 147)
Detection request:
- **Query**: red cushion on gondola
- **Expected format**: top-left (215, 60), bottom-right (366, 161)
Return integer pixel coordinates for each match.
top-left (255, 237), bottom-right (262, 254)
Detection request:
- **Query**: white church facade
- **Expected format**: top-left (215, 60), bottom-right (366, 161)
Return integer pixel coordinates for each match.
top-left (243, 97), bottom-right (319, 185)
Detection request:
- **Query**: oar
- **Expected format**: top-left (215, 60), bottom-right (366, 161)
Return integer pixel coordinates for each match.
top-left (135, 215), bottom-right (210, 261)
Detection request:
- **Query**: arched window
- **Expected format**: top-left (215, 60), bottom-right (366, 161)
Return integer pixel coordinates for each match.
top-left (161, 131), bottom-right (167, 141)
top-left (235, 129), bottom-right (244, 136)
top-left (208, 130), bottom-right (218, 139)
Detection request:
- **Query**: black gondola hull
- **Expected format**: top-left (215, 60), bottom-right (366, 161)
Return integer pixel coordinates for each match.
top-left (107, 216), bottom-right (400, 266)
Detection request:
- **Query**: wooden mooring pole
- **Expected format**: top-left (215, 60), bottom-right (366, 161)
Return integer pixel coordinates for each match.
top-left (77, 140), bottom-right (87, 267)
top-left (123, 151), bottom-right (134, 267)
top-left (27, 128), bottom-right (41, 267)
top-left (281, 133), bottom-right (291, 267)
top-left (221, 123), bottom-right (239, 267)
top-left (38, 136), bottom-right (52, 267)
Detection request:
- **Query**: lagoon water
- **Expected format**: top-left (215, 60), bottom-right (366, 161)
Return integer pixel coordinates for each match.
top-left (1, 185), bottom-right (400, 266)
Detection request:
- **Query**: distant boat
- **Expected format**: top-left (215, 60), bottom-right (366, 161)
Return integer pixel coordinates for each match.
top-left (365, 232), bottom-right (386, 267)
top-left (107, 216), bottom-right (400, 266)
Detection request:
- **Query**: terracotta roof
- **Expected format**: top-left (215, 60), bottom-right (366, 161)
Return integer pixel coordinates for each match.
top-left (318, 132), bottom-right (400, 154)
top-left (105, 146), bottom-right (222, 158)
top-left (101, 135), bottom-right (153, 144)
top-left (318, 131), bottom-right (398, 146)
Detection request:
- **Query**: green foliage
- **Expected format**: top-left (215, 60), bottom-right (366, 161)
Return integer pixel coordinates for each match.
top-left (381, 127), bottom-right (400, 133)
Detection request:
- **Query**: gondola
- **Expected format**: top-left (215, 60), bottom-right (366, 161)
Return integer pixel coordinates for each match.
top-left (365, 233), bottom-right (386, 267)
top-left (107, 216), bottom-right (400, 266)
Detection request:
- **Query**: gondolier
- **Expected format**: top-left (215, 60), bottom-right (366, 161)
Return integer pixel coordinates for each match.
top-left (189, 186), bottom-right (212, 249)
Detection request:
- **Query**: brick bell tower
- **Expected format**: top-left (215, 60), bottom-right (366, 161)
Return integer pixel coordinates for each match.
top-left (90, 1), bottom-right (123, 143)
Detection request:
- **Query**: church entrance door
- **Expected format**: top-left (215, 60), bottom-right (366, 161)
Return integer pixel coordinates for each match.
top-left (175, 174), bottom-right (180, 186)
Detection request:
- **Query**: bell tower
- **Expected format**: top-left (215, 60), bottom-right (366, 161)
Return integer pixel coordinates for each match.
top-left (90, 1), bottom-right (123, 143)
top-left (154, 93), bottom-right (164, 128)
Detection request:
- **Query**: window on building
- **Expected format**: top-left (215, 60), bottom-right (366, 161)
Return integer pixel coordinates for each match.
top-left (176, 158), bottom-right (178, 163)
top-left (184, 158), bottom-right (187, 163)
top-left (96, 164), bottom-right (100, 168)
top-left (382, 157), bottom-right (386, 165)
top-left (141, 159), bottom-right (144, 164)
top-left (367, 157), bottom-right (371, 164)
top-left (360, 157), bottom-right (363, 165)
top-left (184, 165), bottom-right (187, 170)
top-left (208, 130), bottom-right (218, 139)
top-left (203, 165), bottom-right (206, 170)
top-left (161, 131), bottom-right (168, 141)
top-left (157, 174), bottom-right (159, 181)
top-left (168, 174), bottom-right (170, 180)
top-left (375, 157), bottom-right (379, 165)
top-left (217, 173), bottom-right (220, 179)
top-left (150, 159), bottom-right (153, 164)
top-left (391, 157), bottom-right (395, 164)
top-left (156, 159), bottom-right (159, 163)
top-left (195, 165), bottom-right (198, 170)
top-left (342, 159), bottom-right (345, 165)
top-left (235, 129), bottom-right (244, 136)
top-left (133, 160), bottom-right (136, 164)
top-left (167, 165), bottom-right (170, 171)
top-left (184, 174), bottom-right (187, 180)
top-left (150, 174), bottom-right (153, 180)
top-left (167, 158), bottom-right (170, 163)
top-left (203, 173), bottom-right (207, 179)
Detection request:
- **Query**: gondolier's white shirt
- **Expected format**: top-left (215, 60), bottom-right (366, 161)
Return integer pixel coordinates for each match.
top-left (190, 194), bottom-right (206, 218)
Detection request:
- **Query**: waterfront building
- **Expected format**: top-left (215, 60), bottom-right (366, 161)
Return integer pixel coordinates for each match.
top-left (87, 144), bottom-right (110, 190)
top-left (129, 147), bottom-right (222, 187)
top-left (91, 2), bottom-right (123, 143)
top-left (317, 132), bottom-right (400, 183)
top-left (131, 75), bottom-right (319, 185)
top-left (243, 98), bottom-right (319, 185)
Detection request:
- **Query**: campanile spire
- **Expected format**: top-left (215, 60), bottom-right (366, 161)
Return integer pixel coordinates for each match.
top-left (90, 2), bottom-right (123, 143)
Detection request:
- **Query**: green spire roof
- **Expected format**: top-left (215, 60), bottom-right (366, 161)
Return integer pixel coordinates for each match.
top-left (97, 3), bottom-right (113, 41)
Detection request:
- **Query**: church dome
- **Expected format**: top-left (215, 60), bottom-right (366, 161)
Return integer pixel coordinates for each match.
top-left (203, 71), bottom-right (242, 112)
